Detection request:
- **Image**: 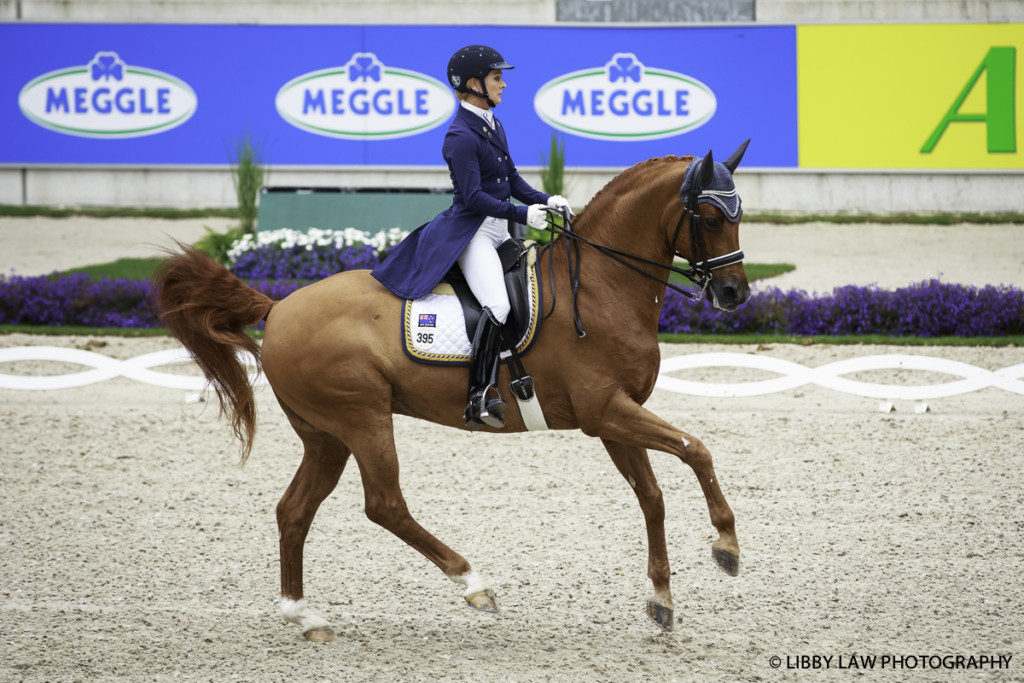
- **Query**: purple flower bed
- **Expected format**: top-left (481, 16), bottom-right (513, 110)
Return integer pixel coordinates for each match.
top-left (230, 244), bottom-right (381, 280)
top-left (0, 273), bottom-right (158, 327)
top-left (2, 273), bottom-right (1021, 337)
top-left (0, 274), bottom-right (309, 328)
top-left (658, 280), bottom-right (1024, 337)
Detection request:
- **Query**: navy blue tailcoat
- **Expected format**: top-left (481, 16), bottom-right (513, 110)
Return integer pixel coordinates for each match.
top-left (372, 106), bottom-right (550, 300)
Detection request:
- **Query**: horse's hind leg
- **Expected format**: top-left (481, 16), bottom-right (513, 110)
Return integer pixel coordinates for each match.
top-left (343, 412), bottom-right (498, 613)
top-left (277, 403), bottom-right (351, 642)
top-left (602, 439), bottom-right (675, 631)
top-left (592, 396), bottom-right (739, 577)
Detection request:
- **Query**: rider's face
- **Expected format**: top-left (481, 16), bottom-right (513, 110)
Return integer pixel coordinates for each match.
top-left (482, 69), bottom-right (506, 106)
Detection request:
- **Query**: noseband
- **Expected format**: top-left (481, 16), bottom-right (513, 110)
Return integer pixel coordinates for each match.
top-left (540, 186), bottom-right (745, 338)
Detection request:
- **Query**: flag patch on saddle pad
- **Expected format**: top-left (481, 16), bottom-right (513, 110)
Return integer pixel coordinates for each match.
top-left (401, 250), bottom-right (541, 366)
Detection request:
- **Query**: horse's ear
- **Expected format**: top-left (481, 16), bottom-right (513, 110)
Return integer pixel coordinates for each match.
top-left (722, 139), bottom-right (750, 174)
top-left (698, 149), bottom-right (715, 188)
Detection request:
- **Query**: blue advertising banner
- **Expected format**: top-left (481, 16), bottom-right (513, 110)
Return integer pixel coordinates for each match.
top-left (0, 24), bottom-right (797, 168)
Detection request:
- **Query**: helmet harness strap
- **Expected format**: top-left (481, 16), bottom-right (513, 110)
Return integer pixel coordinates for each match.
top-left (465, 77), bottom-right (495, 108)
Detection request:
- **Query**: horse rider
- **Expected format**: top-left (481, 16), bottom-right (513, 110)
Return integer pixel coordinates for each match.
top-left (372, 46), bottom-right (573, 432)
top-left (372, 45), bottom-right (572, 430)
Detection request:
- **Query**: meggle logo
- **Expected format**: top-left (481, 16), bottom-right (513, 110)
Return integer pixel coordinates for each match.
top-left (18, 52), bottom-right (197, 138)
top-left (276, 53), bottom-right (456, 140)
top-left (533, 53), bottom-right (716, 141)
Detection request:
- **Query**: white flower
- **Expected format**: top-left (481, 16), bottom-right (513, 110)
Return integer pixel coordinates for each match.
top-left (225, 226), bottom-right (410, 266)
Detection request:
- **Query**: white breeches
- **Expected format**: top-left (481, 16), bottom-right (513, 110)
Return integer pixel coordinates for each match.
top-left (457, 216), bottom-right (511, 324)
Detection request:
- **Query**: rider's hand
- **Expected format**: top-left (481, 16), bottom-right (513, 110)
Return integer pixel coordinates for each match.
top-left (547, 195), bottom-right (573, 216)
top-left (526, 204), bottom-right (548, 229)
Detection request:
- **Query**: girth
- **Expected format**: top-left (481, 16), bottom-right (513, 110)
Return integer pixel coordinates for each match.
top-left (443, 239), bottom-right (533, 353)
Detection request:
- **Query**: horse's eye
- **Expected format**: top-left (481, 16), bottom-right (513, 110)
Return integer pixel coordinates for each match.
top-left (704, 217), bottom-right (721, 230)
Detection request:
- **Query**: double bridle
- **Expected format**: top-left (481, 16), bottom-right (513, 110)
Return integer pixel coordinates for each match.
top-left (538, 188), bottom-right (744, 338)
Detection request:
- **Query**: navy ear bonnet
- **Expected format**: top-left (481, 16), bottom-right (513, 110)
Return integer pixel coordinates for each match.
top-left (679, 160), bottom-right (742, 222)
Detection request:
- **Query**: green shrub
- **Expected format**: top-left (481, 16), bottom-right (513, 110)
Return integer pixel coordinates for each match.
top-left (230, 135), bottom-right (266, 235)
top-left (525, 209), bottom-right (566, 245)
top-left (539, 133), bottom-right (566, 197)
top-left (194, 225), bottom-right (245, 264)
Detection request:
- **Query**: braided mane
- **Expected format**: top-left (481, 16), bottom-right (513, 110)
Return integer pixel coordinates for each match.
top-left (572, 154), bottom-right (695, 230)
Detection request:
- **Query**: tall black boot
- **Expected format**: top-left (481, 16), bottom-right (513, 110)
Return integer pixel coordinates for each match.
top-left (464, 307), bottom-right (506, 430)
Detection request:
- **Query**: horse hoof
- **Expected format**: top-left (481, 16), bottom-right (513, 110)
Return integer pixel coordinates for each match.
top-left (303, 627), bottom-right (337, 643)
top-left (645, 600), bottom-right (674, 631)
top-left (465, 588), bottom-right (499, 613)
top-left (712, 544), bottom-right (740, 576)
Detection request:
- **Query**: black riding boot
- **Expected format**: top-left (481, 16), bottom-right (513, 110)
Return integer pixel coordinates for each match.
top-left (464, 307), bottom-right (506, 430)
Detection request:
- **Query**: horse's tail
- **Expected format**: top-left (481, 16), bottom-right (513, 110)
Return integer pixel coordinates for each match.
top-left (153, 244), bottom-right (275, 464)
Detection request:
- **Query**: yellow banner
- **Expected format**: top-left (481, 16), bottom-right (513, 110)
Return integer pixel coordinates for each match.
top-left (798, 23), bottom-right (1024, 169)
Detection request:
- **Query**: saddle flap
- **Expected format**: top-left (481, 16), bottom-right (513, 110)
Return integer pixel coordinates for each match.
top-left (402, 241), bottom-right (542, 366)
top-left (443, 239), bottom-right (533, 350)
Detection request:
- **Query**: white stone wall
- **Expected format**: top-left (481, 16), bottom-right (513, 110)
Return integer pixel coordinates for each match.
top-left (13, 0), bottom-right (556, 23)
top-left (10, 0), bottom-right (1023, 23)
top-left (0, 170), bottom-right (23, 204)
top-left (11, 166), bottom-right (1024, 215)
top-left (734, 171), bottom-right (1024, 215)
top-left (756, 0), bottom-right (1024, 22)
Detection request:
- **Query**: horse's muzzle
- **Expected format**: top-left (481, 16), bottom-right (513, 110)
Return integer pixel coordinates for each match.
top-left (709, 275), bottom-right (750, 311)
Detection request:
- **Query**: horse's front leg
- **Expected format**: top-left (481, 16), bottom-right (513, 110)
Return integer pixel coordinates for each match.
top-left (601, 439), bottom-right (675, 631)
top-left (590, 395), bottom-right (740, 577)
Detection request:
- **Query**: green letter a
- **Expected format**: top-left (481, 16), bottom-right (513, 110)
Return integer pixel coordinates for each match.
top-left (921, 46), bottom-right (1016, 153)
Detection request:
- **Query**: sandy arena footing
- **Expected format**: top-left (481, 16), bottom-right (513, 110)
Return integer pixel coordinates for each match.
top-left (1, 334), bottom-right (1021, 679)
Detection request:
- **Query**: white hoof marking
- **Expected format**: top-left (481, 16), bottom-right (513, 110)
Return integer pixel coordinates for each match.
top-left (281, 598), bottom-right (330, 632)
top-left (449, 571), bottom-right (489, 597)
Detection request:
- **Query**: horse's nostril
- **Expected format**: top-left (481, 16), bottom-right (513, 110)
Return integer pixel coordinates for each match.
top-left (722, 283), bottom-right (739, 301)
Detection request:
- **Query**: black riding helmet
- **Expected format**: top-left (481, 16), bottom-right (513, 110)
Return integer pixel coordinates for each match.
top-left (447, 45), bottom-right (514, 107)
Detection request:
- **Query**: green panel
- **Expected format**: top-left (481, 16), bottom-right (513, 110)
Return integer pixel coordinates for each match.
top-left (256, 190), bottom-right (455, 233)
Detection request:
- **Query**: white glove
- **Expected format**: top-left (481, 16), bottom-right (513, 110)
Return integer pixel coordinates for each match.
top-left (526, 204), bottom-right (548, 229)
top-left (547, 195), bottom-right (573, 216)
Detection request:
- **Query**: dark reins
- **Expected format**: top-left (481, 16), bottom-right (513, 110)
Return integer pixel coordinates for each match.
top-left (537, 191), bottom-right (744, 338)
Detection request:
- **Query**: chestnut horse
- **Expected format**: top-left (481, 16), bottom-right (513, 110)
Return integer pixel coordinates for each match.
top-left (155, 149), bottom-right (751, 640)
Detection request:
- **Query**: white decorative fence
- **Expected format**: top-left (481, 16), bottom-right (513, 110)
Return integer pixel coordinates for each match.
top-left (656, 353), bottom-right (1024, 400)
top-left (0, 346), bottom-right (263, 391)
top-left (1, 346), bottom-right (1023, 402)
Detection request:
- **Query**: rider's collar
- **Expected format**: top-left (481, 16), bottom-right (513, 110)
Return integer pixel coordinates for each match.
top-left (460, 100), bottom-right (495, 128)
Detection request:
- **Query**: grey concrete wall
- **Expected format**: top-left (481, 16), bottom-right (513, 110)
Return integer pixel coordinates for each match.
top-left (572, 169), bottom-right (1024, 215)
top-left (0, 170), bottom-right (23, 204)
top-left (17, 167), bottom-right (458, 208)
top-left (756, 0), bottom-right (1024, 22)
top-left (14, 0), bottom-right (556, 23)
top-left (11, 0), bottom-right (1024, 23)
top-left (557, 0), bottom-right (753, 22)
top-left (10, 166), bottom-right (1023, 215)
top-left (735, 171), bottom-right (1024, 215)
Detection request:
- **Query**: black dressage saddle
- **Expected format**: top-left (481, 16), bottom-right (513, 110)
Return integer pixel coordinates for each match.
top-left (442, 238), bottom-right (534, 353)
